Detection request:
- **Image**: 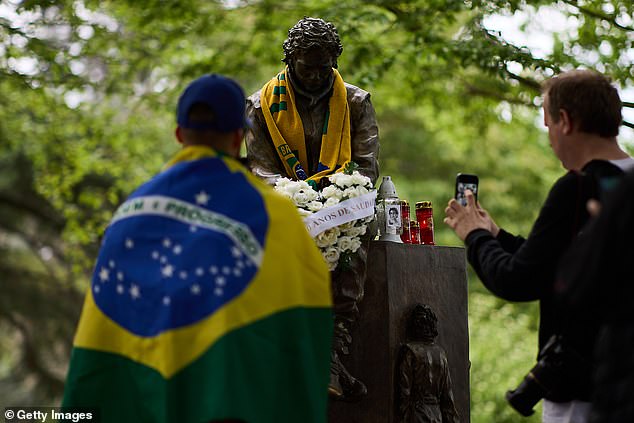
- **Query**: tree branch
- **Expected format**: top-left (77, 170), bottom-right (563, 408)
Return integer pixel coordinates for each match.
top-left (622, 101), bottom-right (634, 108)
top-left (0, 191), bottom-right (65, 230)
top-left (463, 82), bottom-right (535, 107)
top-left (1, 312), bottom-right (65, 395)
top-left (622, 120), bottom-right (634, 129)
top-left (505, 69), bottom-right (542, 92)
top-left (561, 0), bottom-right (634, 32)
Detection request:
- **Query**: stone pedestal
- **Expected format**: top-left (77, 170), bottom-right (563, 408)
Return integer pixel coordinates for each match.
top-left (329, 241), bottom-right (470, 422)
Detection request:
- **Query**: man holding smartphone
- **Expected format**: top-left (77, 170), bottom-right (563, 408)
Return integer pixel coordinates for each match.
top-left (443, 70), bottom-right (634, 423)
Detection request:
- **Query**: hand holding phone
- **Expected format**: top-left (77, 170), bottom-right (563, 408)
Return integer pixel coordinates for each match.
top-left (455, 173), bottom-right (479, 207)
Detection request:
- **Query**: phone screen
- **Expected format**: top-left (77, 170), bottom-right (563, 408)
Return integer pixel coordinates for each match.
top-left (455, 177), bottom-right (478, 207)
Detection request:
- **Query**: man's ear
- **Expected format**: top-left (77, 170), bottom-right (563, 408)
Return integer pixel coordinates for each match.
top-left (560, 109), bottom-right (573, 135)
top-left (232, 128), bottom-right (244, 149)
top-left (228, 128), bottom-right (244, 158)
top-left (175, 126), bottom-right (184, 145)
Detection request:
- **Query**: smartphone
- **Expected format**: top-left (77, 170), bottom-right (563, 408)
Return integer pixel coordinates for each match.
top-left (455, 173), bottom-right (479, 207)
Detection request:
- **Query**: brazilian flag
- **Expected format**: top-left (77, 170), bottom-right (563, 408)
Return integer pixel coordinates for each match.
top-left (62, 146), bottom-right (333, 423)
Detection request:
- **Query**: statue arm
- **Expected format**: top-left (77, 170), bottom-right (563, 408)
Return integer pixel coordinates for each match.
top-left (349, 92), bottom-right (379, 185)
top-left (439, 353), bottom-right (460, 423)
top-left (245, 93), bottom-right (287, 185)
top-left (398, 347), bottom-right (415, 422)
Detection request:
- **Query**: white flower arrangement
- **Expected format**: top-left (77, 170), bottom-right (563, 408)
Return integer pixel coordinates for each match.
top-left (274, 166), bottom-right (375, 271)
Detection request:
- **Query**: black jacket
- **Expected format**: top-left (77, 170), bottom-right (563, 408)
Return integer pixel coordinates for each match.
top-left (465, 160), bottom-right (625, 401)
top-left (556, 169), bottom-right (634, 421)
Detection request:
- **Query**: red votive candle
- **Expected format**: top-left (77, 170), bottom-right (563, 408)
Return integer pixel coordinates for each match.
top-left (409, 220), bottom-right (421, 244)
top-left (400, 199), bottom-right (411, 243)
top-left (415, 201), bottom-right (435, 245)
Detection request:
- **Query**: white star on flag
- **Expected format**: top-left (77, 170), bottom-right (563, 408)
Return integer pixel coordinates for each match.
top-left (162, 265), bottom-right (174, 278)
top-left (216, 276), bottom-right (226, 286)
top-left (94, 285), bottom-right (101, 293)
top-left (214, 287), bottom-right (223, 296)
top-left (125, 238), bottom-right (134, 249)
top-left (163, 238), bottom-right (172, 248)
top-left (195, 191), bottom-right (210, 205)
top-left (116, 285), bottom-right (124, 294)
top-left (152, 251), bottom-right (159, 260)
top-left (190, 225), bottom-right (198, 232)
top-left (99, 267), bottom-right (109, 282)
top-left (191, 284), bottom-right (201, 295)
top-left (130, 284), bottom-right (140, 299)
top-left (173, 245), bottom-right (183, 255)
top-left (195, 267), bottom-right (204, 276)
top-left (163, 296), bottom-right (171, 306)
top-left (231, 246), bottom-right (242, 258)
top-left (109, 260), bottom-right (115, 268)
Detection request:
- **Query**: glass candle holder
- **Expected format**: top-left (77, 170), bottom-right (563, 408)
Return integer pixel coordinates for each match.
top-left (400, 200), bottom-right (411, 243)
top-left (415, 201), bottom-right (435, 245)
top-left (409, 220), bottom-right (421, 244)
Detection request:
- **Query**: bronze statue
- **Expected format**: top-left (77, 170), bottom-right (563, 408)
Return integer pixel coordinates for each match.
top-left (245, 17), bottom-right (380, 400)
top-left (398, 304), bottom-right (459, 423)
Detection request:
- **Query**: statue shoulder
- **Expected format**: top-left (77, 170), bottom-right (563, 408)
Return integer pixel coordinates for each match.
top-left (401, 342), bottom-right (421, 355)
top-left (247, 89), bottom-right (263, 110)
top-left (344, 83), bottom-right (371, 104)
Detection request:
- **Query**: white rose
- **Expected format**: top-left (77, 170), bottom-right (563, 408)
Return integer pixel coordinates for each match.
top-left (349, 237), bottom-right (362, 253)
top-left (307, 201), bottom-right (324, 212)
top-left (351, 172), bottom-right (371, 187)
top-left (274, 185), bottom-right (293, 199)
top-left (337, 235), bottom-right (354, 252)
top-left (292, 190), bottom-right (309, 205)
top-left (328, 172), bottom-right (343, 185)
top-left (323, 247), bottom-right (340, 269)
top-left (305, 188), bottom-right (319, 202)
top-left (275, 178), bottom-right (293, 190)
top-left (297, 208), bottom-right (313, 217)
top-left (343, 186), bottom-right (369, 198)
top-left (285, 180), bottom-right (312, 195)
top-left (338, 221), bottom-right (355, 231)
top-left (321, 185), bottom-right (344, 200)
top-left (316, 228), bottom-right (340, 248)
top-left (358, 224), bottom-right (367, 236)
top-left (324, 197), bottom-right (340, 208)
top-left (334, 174), bottom-right (354, 187)
top-left (344, 226), bottom-right (362, 237)
top-left (293, 188), bottom-right (318, 205)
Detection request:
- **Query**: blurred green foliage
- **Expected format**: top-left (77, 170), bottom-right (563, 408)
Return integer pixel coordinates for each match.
top-left (1, 0), bottom-right (633, 420)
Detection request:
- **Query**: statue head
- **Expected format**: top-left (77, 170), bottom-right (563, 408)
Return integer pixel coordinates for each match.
top-left (408, 304), bottom-right (438, 343)
top-left (282, 17), bottom-right (343, 94)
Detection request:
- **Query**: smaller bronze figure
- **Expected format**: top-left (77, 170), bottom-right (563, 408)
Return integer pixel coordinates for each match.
top-left (398, 304), bottom-right (459, 423)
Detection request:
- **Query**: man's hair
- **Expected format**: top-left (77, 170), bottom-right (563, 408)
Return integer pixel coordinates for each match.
top-left (543, 70), bottom-right (622, 138)
top-left (282, 17), bottom-right (343, 66)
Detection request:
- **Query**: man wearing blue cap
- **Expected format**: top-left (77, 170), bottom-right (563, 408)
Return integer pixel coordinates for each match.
top-left (62, 74), bottom-right (333, 423)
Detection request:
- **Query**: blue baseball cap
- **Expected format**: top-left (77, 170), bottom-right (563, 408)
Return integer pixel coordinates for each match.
top-left (176, 74), bottom-right (250, 132)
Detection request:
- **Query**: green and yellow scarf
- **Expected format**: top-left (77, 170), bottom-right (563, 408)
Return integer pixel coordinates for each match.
top-left (260, 67), bottom-right (351, 186)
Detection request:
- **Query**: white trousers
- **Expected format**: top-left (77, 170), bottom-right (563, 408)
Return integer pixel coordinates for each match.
top-left (542, 399), bottom-right (592, 423)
